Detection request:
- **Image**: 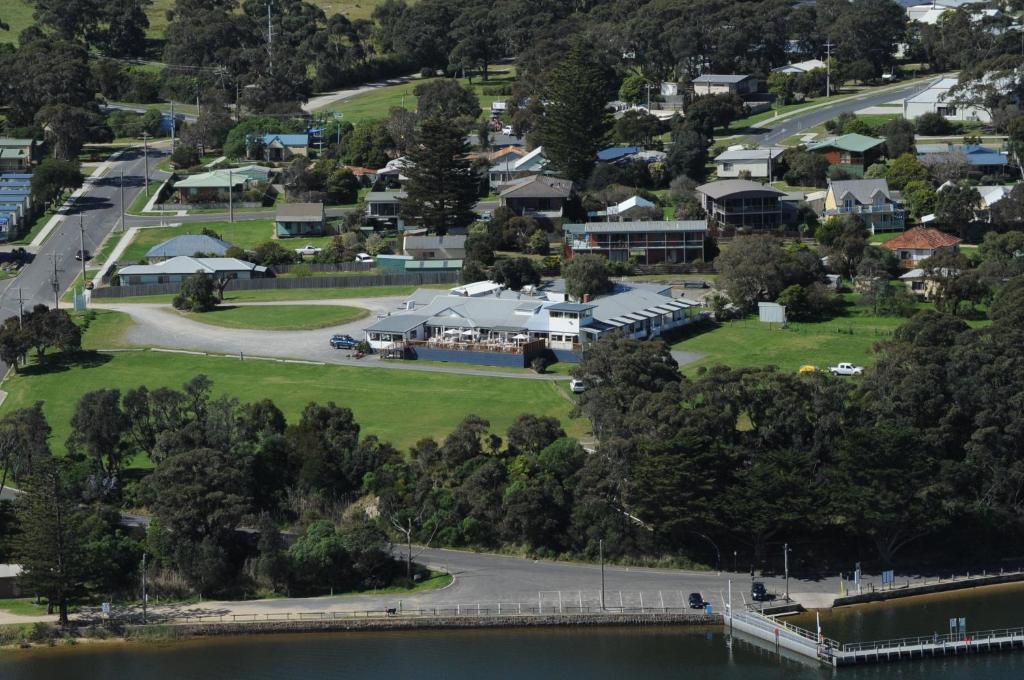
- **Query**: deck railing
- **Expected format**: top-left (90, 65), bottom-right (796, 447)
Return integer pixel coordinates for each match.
top-left (841, 626), bottom-right (1024, 653)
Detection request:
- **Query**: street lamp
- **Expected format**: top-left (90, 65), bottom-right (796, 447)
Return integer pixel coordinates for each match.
top-left (599, 539), bottom-right (606, 611)
top-left (784, 543), bottom-right (792, 602)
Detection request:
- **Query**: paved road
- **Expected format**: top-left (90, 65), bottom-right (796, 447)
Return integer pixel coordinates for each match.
top-left (102, 102), bottom-right (199, 124)
top-left (93, 299), bottom-right (573, 380)
top-left (125, 206), bottom-right (357, 226)
top-left (751, 78), bottom-right (941, 146)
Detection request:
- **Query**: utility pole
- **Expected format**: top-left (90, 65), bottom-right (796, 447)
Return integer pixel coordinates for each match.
top-left (784, 543), bottom-right (790, 602)
top-left (120, 170), bottom-right (126, 233)
top-left (825, 41), bottom-right (834, 98)
top-left (267, 2), bottom-right (274, 72)
top-left (50, 253), bottom-right (60, 309)
top-left (228, 168), bottom-right (234, 223)
top-left (169, 100), bottom-right (176, 152)
top-left (17, 288), bottom-right (24, 328)
top-left (141, 132), bottom-right (151, 194)
top-left (141, 553), bottom-right (148, 624)
top-left (599, 539), bottom-right (606, 611)
top-left (79, 214), bottom-right (87, 286)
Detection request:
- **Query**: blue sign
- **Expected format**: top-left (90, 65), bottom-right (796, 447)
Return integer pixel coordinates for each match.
top-left (882, 569), bottom-right (894, 585)
top-left (0, 217), bottom-right (8, 227)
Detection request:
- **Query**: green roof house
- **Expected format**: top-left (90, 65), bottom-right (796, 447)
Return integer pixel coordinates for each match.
top-left (806, 133), bottom-right (884, 178)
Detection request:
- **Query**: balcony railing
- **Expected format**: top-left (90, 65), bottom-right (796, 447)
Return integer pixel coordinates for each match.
top-left (826, 204), bottom-right (903, 216)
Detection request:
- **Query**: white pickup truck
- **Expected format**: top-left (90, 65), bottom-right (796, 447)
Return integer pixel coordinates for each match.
top-left (829, 362), bottom-right (864, 376)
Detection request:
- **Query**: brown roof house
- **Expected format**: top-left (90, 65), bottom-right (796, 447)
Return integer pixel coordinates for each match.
top-left (499, 175), bottom-right (574, 218)
top-left (883, 227), bottom-right (961, 267)
top-left (276, 202), bottom-right (326, 237)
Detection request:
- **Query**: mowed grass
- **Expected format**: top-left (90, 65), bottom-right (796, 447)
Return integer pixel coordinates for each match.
top-left (184, 304), bottom-right (368, 331)
top-left (0, 598), bottom-right (50, 617)
top-left (74, 309), bottom-right (140, 349)
top-left (112, 220), bottom-right (340, 265)
top-left (325, 68), bottom-right (516, 124)
top-left (0, 350), bottom-right (586, 456)
top-left (101, 284), bottom-right (449, 304)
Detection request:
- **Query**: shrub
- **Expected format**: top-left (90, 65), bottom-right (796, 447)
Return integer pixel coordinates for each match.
top-left (531, 356), bottom-right (550, 374)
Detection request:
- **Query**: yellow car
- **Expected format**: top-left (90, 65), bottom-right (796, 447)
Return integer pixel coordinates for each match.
top-left (798, 365), bottom-right (818, 374)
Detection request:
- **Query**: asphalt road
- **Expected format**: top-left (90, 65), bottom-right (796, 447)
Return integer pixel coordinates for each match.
top-left (751, 78), bottom-right (941, 146)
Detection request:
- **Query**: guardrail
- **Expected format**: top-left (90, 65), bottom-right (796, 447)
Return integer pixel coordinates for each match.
top-left (841, 626), bottom-right (1024, 654)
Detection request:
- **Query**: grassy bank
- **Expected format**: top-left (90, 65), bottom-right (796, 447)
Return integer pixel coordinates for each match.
top-left (184, 304), bottom-right (368, 331)
top-left (0, 350), bottom-right (586, 457)
top-left (99, 284), bottom-right (449, 304)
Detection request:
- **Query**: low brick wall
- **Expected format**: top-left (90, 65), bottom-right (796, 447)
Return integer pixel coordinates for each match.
top-left (127, 613), bottom-right (721, 639)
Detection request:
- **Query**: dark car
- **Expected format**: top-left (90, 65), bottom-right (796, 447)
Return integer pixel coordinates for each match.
top-left (688, 592), bottom-right (705, 609)
top-left (751, 582), bottom-right (770, 602)
top-left (75, 249), bottom-right (90, 261)
top-left (329, 334), bottom-right (358, 349)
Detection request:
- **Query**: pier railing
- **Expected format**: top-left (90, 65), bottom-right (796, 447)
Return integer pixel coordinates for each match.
top-left (841, 625), bottom-right (1024, 653)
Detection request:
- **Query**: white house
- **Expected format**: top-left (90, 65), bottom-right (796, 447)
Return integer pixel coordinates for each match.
top-left (116, 257), bottom-right (268, 286)
top-left (771, 59), bottom-right (827, 74)
top-left (902, 77), bottom-right (991, 123)
top-left (713, 147), bottom-right (784, 179)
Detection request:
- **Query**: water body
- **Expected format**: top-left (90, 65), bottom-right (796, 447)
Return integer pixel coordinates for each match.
top-left (5, 584), bottom-right (1024, 679)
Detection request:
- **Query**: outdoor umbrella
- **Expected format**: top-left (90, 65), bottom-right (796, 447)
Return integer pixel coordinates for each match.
top-left (512, 333), bottom-right (529, 340)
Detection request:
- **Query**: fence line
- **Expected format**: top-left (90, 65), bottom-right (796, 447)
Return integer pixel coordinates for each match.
top-left (92, 271), bottom-right (458, 298)
top-left (271, 262), bottom-right (376, 274)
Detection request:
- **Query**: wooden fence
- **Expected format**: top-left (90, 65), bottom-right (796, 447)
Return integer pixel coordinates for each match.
top-left (92, 271), bottom-right (459, 299)
top-left (270, 262), bottom-right (376, 274)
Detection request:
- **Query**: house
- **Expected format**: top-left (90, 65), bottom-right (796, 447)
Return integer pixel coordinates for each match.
top-left (917, 143), bottom-right (1009, 175)
top-left (365, 191), bottom-right (406, 226)
top-left (0, 564), bottom-right (22, 598)
top-left (883, 227), bottom-right (962, 266)
top-left (713, 147), bottom-right (784, 179)
top-left (692, 74), bottom-right (757, 97)
top-left (256, 133), bottom-right (310, 162)
top-left (822, 179), bottom-right (905, 233)
top-left (488, 146), bottom-right (548, 188)
top-left (806, 134), bottom-right (885, 178)
top-left (402, 234), bottom-right (467, 260)
top-left (902, 77), bottom-right (991, 123)
top-left (345, 166), bottom-right (379, 186)
top-left (146, 234), bottom-right (233, 262)
top-left (499, 175), bottom-right (574, 218)
top-left (362, 279), bottom-right (704, 365)
top-left (563, 220), bottom-right (708, 264)
top-left (771, 59), bottom-right (827, 74)
top-left (696, 179), bottom-right (790, 229)
top-left (276, 202), bottom-right (327, 237)
top-left (469, 132), bottom-right (525, 151)
top-left (588, 195), bottom-right (660, 222)
top-left (116, 256), bottom-right (268, 286)
top-left (0, 139), bottom-right (36, 172)
top-left (899, 267), bottom-right (958, 299)
top-left (976, 184), bottom-right (1016, 221)
top-left (376, 157), bottom-right (412, 188)
top-left (173, 166), bottom-right (272, 205)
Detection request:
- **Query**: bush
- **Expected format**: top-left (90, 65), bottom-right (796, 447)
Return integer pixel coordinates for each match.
top-left (169, 145), bottom-right (200, 170)
top-left (915, 112), bottom-right (957, 136)
top-left (290, 264), bottom-right (312, 278)
top-left (29, 623), bottom-right (58, 642)
top-left (531, 356), bottom-right (550, 374)
top-left (420, 67), bottom-right (436, 78)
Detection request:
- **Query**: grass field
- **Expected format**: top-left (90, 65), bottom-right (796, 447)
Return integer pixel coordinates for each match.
top-left (325, 68), bottom-right (516, 124)
top-left (74, 309), bottom-right (139, 349)
top-left (185, 304), bottom-right (368, 331)
top-left (112, 220), bottom-right (341, 265)
top-left (0, 349), bottom-right (586, 456)
top-left (870, 231), bottom-right (904, 244)
top-left (0, 598), bottom-right (50, 617)
top-left (101, 283), bottom-right (449, 304)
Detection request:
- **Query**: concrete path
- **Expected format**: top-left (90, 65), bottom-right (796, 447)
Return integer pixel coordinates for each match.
top-left (92, 298), bottom-right (571, 381)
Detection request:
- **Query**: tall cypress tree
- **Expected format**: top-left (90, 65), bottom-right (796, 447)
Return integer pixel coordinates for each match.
top-left (400, 115), bottom-right (478, 235)
top-left (15, 457), bottom-right (89, 625)
top-left (535, 42), bottom-right (613, 184)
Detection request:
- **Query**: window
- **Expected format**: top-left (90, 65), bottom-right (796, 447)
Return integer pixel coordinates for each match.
top-left (900, 250), bottom-right (911, 260)
top-left (722, 162), bottom-right (734, 171)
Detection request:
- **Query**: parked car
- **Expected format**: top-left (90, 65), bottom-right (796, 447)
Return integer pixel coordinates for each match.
top-left (355, 253), bottom-right (374, 263)
top-left (501, 125), bottom-right (514, 135)
top-left (751, 582), bottom-right (770, 602)
top-left (688, 593), bottom-right (705, 609)
top-left (479, 210), bottom-right (493, 222)
top-left (295, 244), bottom-right (322, 256)
top-left (329, 334), bottom-right (359, 349)
top-left (829, 362), bottom-right (864, 376)
top-left (683, 279), bottom-right (709, 289)
top-left (569, 379), bottom-right (586, 393)
top-left (75, 249), bottom-right (90, 261)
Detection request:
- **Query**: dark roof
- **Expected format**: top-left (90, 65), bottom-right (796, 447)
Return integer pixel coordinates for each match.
top-left (403, 235), bottom-right (467, 251)
top-left (499, 174), bottom-right (574, 199)
top-left (277, 202), bottom-right (324, 221)
top-left (693, 74), bottom-right (751, 84)
top-left (597, 146), bottom-right (641, 162)
top-left (828, 179), bottom-right (893, 205)
top-left (547, 302), bottom-right (597, 313)
top-left (146, 234), bottom-right (233, 259)
top-left (696, 179), bottom-right (786, 200)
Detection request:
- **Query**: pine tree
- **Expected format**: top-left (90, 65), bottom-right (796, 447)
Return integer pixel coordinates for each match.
top-left (535, 42), bottom-right (613, 183)
top-left (15, 457), bottom-right (89, 625)
top-left (400, 116), bottom-right (478, 235)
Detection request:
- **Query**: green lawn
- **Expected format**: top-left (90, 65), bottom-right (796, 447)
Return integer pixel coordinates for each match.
top-left (0, 598), bottom-right (50, 617)
top-left (674, 308), bottom-right (910, 376)
top-left (0, 349), bottom-right (587, 456)
top-left (111, 220), bottom-right (339, 265)
top-left (870, 231), bottom-right (904, 244)
top-left (325, 68), bottom-right (516, 124)
top-left (8, 199), bottom-right (65, 246)
top-left (100, 284), bottom-right (449, 304)
top-left (185, 304), bottom-right (368, 331)
top-left (72, 309), bottom-right (147, 349)
top-left (127, 183), bottom-right (163, 215)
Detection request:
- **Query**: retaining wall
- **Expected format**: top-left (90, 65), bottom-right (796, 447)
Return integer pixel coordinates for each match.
top-left (833, 572), bottom-right (1024, 607)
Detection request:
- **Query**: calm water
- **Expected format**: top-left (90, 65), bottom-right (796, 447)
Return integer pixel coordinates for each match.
top-left (6, 585), bottom-right (1024, 679)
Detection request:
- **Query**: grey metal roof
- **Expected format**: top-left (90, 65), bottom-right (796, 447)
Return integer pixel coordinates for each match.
top-left (364, 314), bottom-right (431, 333)
top-left (118, 256), bottom-right (265, 276)
top-left (714, 148), bottom-right (783, 162)
top-left (693, 74), bottom-right (751, 84)
top-left (696, 179), bottom-right (786, 199)
top-left (828, 179), bottom-right (893, 205)
top-left (403, 235), bottom-right (466, 251)
top-left (277, 202), bottom-right (324, 221)
top-left (146, 235), bottom-right (233, 259)
top-left (499, 174), bottom-right (573, 199)
top-left (366, 191), bottom-right (406, 203)
top-left (547, 302), bottom-right (597, 313)
top-left (564, 220), bottom-right (707, 234)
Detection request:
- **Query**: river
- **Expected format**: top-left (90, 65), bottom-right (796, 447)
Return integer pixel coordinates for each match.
top-left (4, 584), bottom-right (1024, 678)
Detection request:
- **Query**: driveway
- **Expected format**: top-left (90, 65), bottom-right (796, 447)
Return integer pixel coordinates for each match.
top-left (93, 297), bottom-right (570, 381)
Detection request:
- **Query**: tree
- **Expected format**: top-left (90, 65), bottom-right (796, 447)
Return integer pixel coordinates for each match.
top-left (781, 148), bottom-right (830, 188)
top-left (465, 232), bottom-right (495, 266)
top-left (172, 273), bottom-right (219, 312)
top-left (0, 316), bottom-right (30, 372)
top-left (914, 111), bottom-right (955, 136)
top-left (325, 168), bottom-right (360, 204)
top-left (683, 94), bottom-right (745, 138)
top-left (534, 42), bottom-right (613, 183)
top-left (413, 79), bottom-right (481, 122)
top-left (934, 183), bottom-right (981, 227)
top-left (30, 159), bottom-right (84, 209)
top-left (98, 0), bottom-right (152, 58)
top-left (287, 520), bottom-right (349, 594)
top-left (715, 236), bottom-right (818, 311)
top-left (252, 241), bottom-right (297, 267)
top-left (66, 389), bottom-right (129, 485)
top-left (563, 254), bottom-right (613, 301)
top-left (902, 179), bottom-right (937, 219)
top-left (491, 257), bottom-right (540, 291)
top-left (884, 153), bottom-right (929, 191)
top-left (400, 116), bottom-right (478, 234)
top-left (36, 104), bottom-right (104, 161)
top-left (613, 110), bottom-right (664, 147)
top-left (666, 122), bottom-right (709, 182)
top-left (169, 145), bottom-right (200, 170)
top-left (0, 403), bottom-right (51, 498)
top-left (880, 117), bottom-right (916, 158)
top-left (15, 457), bottom-right (89, 625)
top-left (23, 305), bottom-right (81, 364)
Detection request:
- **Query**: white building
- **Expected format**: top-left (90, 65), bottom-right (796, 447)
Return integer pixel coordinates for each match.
top-left (902, 77), bottom-right (991, 123)
top-left (713, 147), bottom-right (784, 179)
top-left (771, 59), bottom-right (827, 74)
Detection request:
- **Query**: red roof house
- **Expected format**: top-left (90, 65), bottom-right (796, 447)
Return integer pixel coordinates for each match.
top-left (883, 227), bottom-right (961, 266)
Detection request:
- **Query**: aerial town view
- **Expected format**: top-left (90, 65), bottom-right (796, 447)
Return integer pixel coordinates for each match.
top-left (1, 0), bottom-right (1024, 677)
